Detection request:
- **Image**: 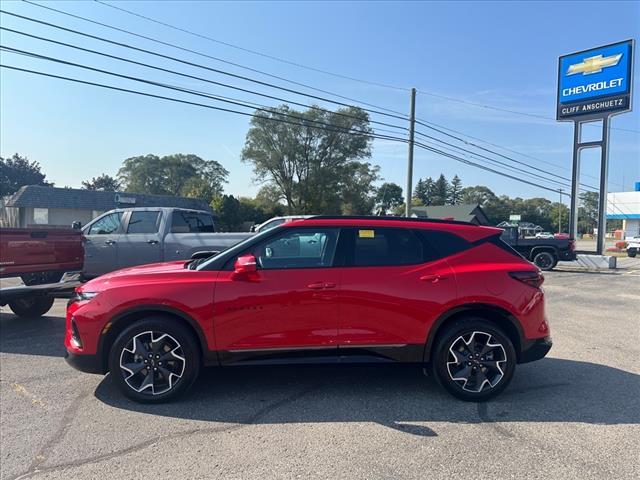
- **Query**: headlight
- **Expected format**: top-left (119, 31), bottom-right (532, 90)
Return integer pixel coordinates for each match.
top-left (71, 291), bottom-right (99, 304)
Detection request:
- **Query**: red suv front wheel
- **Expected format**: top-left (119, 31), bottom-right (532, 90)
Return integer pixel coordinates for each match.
top-left (108, 317), bottom-right (201, 403)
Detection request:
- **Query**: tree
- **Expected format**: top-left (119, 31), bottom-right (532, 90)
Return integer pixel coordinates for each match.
top-left (211, 194), bottom-right (241, 231)
top-left (448, 175), bottom-right (463, 205)
top-left (578, 191), bottom-right (599, 234)
top-left (0, 153), bottom-right (52, 196)
top-left (241, 105), bottom-right (377, 214)
top-left (81, 174), bottom-right (121, 191)
top-left (118, 154), bottom-right (228, 201)
top-left (374, 182), bottom-right (404, 214)
top-left (414, 177), bottom-right (434, 206)
top-left (431, 174), bottom-right (449, 206)
top-left (460, 185), bottom-right (497, 207)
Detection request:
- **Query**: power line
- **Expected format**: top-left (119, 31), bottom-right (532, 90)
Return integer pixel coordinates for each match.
top-left (415, 89), bottom-right (640, 135)
top-left (413, 140), bottom-right (563, 195)
top-left (18, 2), bottom-right (618, 186)
top-left (19, 1), bottom-right (410, 119)
top-left (93, 0), bottom-right (411, 93)
top-left (0, 48), bottom-right (407, 144)
top-left (414, 120), bottom-right (600, 191)
top-left (1, 63), bottom-right (569, 197)
top-left (0, 26), bottom-right (409, 132)
top-left (0, 62), bottom-right (407, 146)
top-left (415, 118), bottom-right (628, 189)
top-left (3, 26), bottom-right (584, 194)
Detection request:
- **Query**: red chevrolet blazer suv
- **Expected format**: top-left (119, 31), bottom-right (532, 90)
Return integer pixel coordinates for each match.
top-left (65, 216), bottom-right (551, 403)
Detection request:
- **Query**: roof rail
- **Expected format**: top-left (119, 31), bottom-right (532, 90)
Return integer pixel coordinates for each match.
top-left (306, 215), bottom-right (478, 226)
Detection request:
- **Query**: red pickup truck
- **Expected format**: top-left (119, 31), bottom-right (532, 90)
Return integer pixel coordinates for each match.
top-left (0, 228), bottom-right (83, 317)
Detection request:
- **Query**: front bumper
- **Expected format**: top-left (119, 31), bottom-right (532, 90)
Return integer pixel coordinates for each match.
top-left (65, 350), bottom-right (105, 374)
top-left (519, 336), bottom-right (552, 363)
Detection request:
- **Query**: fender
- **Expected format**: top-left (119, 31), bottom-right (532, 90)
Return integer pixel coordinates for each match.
top-left (98, 304), bottom-right (216, 371)
top-left (422, 303), bottom-right (525, 363)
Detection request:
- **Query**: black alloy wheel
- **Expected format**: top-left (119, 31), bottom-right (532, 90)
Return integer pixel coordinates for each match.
top-left (108, 317), bottom-right (200, 403)
top-left (433, 318), bottom-right (516, 401)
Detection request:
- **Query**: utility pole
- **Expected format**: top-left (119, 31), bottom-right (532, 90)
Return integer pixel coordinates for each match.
top-left (558, 189), bottom-right (563, 233)
top-left (405, 87), bottom-right (416, 217)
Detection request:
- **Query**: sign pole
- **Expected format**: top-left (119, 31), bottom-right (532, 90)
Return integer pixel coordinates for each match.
top-left (597, 116), bottom-right (611, 255)
top-left (569, 121), bottom-right (582, 241)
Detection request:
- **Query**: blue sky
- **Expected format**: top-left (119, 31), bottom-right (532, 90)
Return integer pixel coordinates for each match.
top-left (1, 0), bottom-right (639, 204)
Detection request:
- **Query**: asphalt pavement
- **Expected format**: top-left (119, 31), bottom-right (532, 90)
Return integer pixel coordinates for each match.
top-left (1, 258), bottom-right (639, 479)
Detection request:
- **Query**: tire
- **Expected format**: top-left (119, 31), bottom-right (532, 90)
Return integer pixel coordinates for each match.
top-left (628, 251), bottom-right (637, 258)
top-left (432, 317), bottom-right (517, 402)
top-left (108, 317), bottom-right (201, 403)
top-left (532, 251), bottom-right (557, 271)
top-left (8, 296), bottom-right (55, 318)
top-left (21, 271), bottom-right (63, 286)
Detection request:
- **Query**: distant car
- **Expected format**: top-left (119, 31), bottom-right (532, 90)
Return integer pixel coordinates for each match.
top-left (554, 233), bottom-right (570, 239)
top-left (535, 232), bottom-right (555, 239)
top-left (65, 216), bottom-right (551, 403)
top-left (250, 216), bottom-right (312, 233)
top-left (626, 236), bottom-right (639, 258)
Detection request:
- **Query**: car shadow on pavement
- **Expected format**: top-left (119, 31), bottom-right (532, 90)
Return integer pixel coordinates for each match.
top-left (93, 359), bottom-right (640, 436)
top-left (0, 312), bottom-right (66, 357)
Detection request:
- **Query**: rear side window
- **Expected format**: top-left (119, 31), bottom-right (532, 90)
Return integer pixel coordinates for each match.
top-left (344, 228), bottom-right (424, 267)
top-left (171, 211), bottom-right (215, 233)
top-left (416, 229), bottom-right (472, 260)
top-left (127, 211), bottom-right (160, 234)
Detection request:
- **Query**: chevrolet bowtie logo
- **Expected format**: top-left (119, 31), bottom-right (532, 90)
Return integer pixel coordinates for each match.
top-left (567, 53), bottom-right (623, 76)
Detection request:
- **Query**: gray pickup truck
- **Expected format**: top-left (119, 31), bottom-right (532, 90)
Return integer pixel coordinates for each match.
top-left (81, 207), bottom-right (251, 278)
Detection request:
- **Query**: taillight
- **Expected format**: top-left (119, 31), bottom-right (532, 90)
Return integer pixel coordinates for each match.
top-left (509, 271), bottom-right (544, 288)
top-left (569, 240), bottom-right (576, 251)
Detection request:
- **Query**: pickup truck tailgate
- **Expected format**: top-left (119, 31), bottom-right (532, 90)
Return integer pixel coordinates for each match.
top-left (0, 228), bottom-right (84, 276)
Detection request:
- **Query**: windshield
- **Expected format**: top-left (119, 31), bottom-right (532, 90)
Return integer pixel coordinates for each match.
top-left (195, 228), bottom-right (274, 271)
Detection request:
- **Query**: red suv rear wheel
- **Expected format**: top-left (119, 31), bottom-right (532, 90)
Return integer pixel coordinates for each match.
top-left (432, 318), bottom-right (516, 401)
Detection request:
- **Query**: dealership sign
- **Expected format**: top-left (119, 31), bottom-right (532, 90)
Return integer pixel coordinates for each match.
top-left (557, 40), bottom-right (634, 119)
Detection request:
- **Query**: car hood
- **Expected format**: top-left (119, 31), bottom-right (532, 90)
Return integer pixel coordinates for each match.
top-left (81, 261), bottom-right (190, 291)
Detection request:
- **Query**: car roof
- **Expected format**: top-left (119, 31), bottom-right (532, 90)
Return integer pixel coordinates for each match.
top-left (283, 216), bottom-right (502, 242)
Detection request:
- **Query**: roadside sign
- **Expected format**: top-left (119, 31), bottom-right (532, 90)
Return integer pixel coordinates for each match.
top-left (557, 40), bottom-right (634, 120)
top-left (509, 214), bottom-right (521, 221)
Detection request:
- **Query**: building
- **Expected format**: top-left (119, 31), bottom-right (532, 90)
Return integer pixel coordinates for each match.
top-left (607, 183), bottom-right (640, 237)
top-left (0, 185), bottom-right (211, 228)
top-left (410, 204), bottom-right (490, 225)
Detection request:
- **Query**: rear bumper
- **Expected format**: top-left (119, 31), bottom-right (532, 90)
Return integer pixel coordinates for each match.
top-left (519, 336), bottom-right (552, 363)
top-left (65, 350), bottom-right (105, 374)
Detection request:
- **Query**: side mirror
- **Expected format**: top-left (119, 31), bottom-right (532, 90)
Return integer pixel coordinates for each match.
top-left (72, 221), bottom-right (82, 230)
top-left (191, 250), bottom-right (220, 260)
top-left (249, 225), bottom-right (257, 232)
top-left (234, 254), bottom-right (257, 275)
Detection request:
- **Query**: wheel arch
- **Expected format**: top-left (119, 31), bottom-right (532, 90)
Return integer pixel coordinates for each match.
top-left (97, 305), bottom-right (212, 373)
top-left (424, 303), bottom-right (524, 363)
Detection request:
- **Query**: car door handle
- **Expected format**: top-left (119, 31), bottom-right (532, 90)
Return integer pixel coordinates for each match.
top-left (307, 282), bottom-right (336, 290)
top-left (105, 240), bottom-right (117, 245)
top-left (420, 274), bottom-right (445, 283)
top-left (147, 239), bottom-right (159, 245)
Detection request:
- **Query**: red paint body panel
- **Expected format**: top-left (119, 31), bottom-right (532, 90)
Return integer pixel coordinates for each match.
top-left (213, 268), bottom-right (340, 350)
top-left (338, 259), bottom-right (456, 346)
top-left (0, 228), bottom-right (83, 277)
top-left (65, 218), bottom-right (550, 370)
top-left (66, 261), bottom-right (217, 355)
